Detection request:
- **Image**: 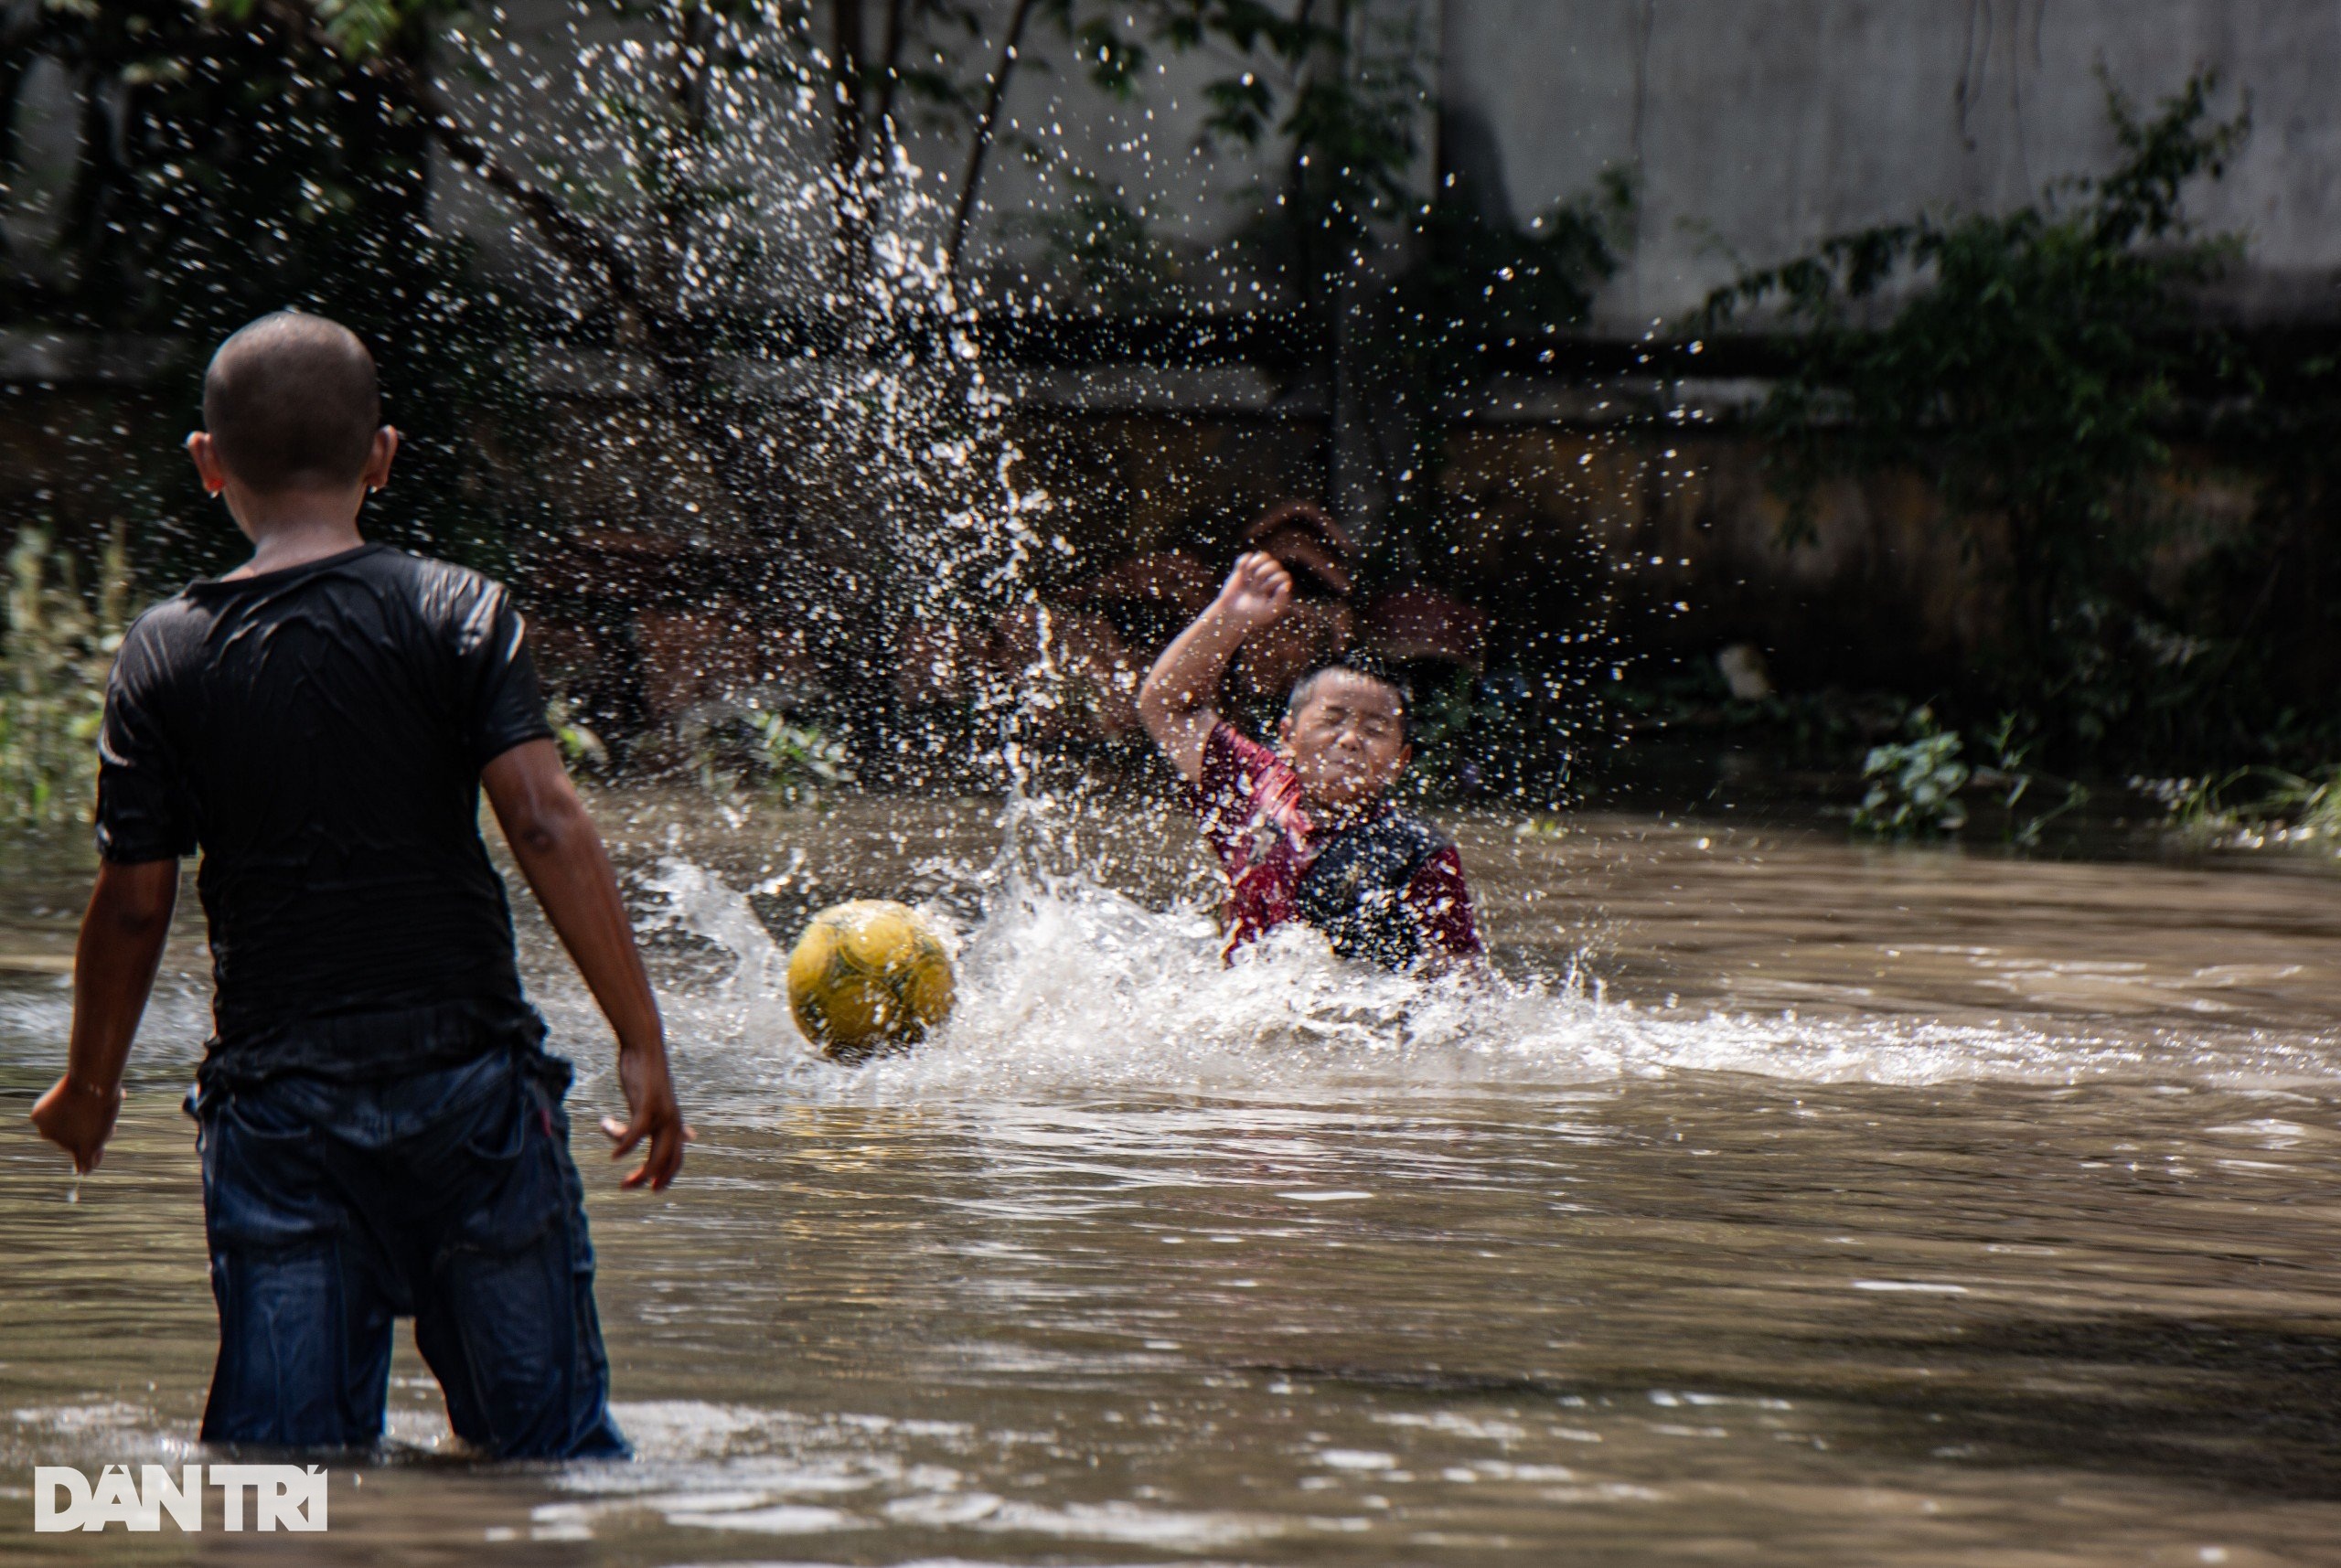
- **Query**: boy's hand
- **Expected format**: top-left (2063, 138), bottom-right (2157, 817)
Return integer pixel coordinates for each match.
top-left (485, 741), bottom-right (688, 1191)
top-left (30, 1073), bottom-right (123, 1175)
top-left (599, 1044), bottom-right (691, 1192)
top-left (1217, 551), bottom-right (1293, 633)
top-left (39, 858), bottom-right (176, 1179)
top-left (1138, 549), bottom-right (1296, 785)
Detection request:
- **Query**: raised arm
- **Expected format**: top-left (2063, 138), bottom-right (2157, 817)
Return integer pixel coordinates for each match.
top-left (482, 739), bottom-right (688, 1191)
top-left (30, 858), bottom-right (180, 1173)
top-left (1138, 551), bottom-right (1292, 784)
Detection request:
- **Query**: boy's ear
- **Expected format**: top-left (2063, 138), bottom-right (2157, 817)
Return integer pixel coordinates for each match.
top-left (363, 426), bottom-right (400, 493)
top-left (186, 432), bottom-right (227, 496)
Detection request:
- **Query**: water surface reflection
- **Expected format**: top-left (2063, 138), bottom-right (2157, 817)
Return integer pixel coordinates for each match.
top-left (5, 799), bottom-right (2341, 1564)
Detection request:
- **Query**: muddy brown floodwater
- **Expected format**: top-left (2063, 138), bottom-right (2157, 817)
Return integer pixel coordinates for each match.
top-left (6, 793), bottom-right (2341, 1565)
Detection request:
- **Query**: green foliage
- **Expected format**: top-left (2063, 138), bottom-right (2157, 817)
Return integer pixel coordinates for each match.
top-left (1398, 667), bottom-right (1497, 798)
top-left (680, 701), bottom-right (854, 804)
top-left (1, 0), bottom-right (547, 577)
top-left (1389, 665), bottom-right (1581, 805)
top-left (190, 0), bottom-right (471, 61)
top-left (2135, 772), bottom-right (2229, 837)
top-left (1379, 177), bottom-right (1630, 578)
top-left (8, 0), bottom-right (426, 325)
top-left (1705, 73), bottom-right (2250, 756)
top-left (1184, 0), bottom-right (1428, 289)
top-left (1849, 706), bottom-right (2093, 844)
top-left (1402, 171), bottom-right (1633, 356)
top-left (1020, 172), bottom-right (1178, 314)
top-left (1046, 0), bottom-right (1432, 313)
top-left (1854, 708), bottom-right (1970, 837)
top-left (1969, 712), bottom-right (2090, 846)
top-left (749, 710), bottom-right (854, 805)
top-left (1096, 0), bottom-right (1626, 616)
top-left (545, 693), bottom-right (610, 776)
top-left (0, 525), bottom-right (132, 827)
top-left (1129, 0), bottom-right (1422, 194)
top-left (1041, 3), bottom-right (1149, 99)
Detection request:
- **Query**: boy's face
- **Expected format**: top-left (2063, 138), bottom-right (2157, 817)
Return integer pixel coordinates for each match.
top-left (1277, 670), bottom-right (1410, 808)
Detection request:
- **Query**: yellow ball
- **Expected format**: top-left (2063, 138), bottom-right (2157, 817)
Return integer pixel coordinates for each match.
top-left (786, 900), bottom-right (955, 1061)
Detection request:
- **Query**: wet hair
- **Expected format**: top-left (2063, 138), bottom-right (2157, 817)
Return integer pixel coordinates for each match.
top-left (201, 312), bottom-right (380, 493)
top-left (1286, 656), bottom-right (1411, 730)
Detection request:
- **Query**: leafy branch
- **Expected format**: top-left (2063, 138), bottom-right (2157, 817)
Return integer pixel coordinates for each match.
top-left (1703, 70), bottom-right (2250, 744)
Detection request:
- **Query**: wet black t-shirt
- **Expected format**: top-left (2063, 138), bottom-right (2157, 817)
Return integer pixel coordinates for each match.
top-left (97, 543), bottom-right (555, 1083)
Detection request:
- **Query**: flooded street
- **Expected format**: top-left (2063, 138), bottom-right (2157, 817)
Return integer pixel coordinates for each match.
top-left (7, 795), bottom-right (2341, 1564)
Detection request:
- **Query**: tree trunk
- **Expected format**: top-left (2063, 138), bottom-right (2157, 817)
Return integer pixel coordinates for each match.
top-left (830, 0), bottom-right (866, 178)
top-left (944, 0), bottom-right (1039, 293)
top-left (829, 0), bottom-right (869, 283)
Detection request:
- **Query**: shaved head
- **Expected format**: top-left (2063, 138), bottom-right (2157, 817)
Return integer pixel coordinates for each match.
top-left (1287, 658), bottom-right (1409, 727)
top-left (202, 313), bottom-right (380, 494)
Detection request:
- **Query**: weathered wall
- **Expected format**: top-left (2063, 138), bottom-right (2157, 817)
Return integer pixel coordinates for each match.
top-left (1449, 0), bottom-right (2340, 333)
top-left (0, 375), bottom-right (1996, 696)
top-left (431, 3), bottom-right (2338, 330)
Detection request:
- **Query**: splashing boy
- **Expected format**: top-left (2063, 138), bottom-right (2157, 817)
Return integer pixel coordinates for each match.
top-left (1138, 551), bottom-right (1484, 970)
top-left (28, 312), bottom-right (687, 1458)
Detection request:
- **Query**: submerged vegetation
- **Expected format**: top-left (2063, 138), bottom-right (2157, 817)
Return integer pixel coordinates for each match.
top-left (1847, 708), bottom-right (2090, 845)
top-left (1853, 711), bottom-right (1971, 838)
top-left (2137, 767), bottom-right (2341, 848)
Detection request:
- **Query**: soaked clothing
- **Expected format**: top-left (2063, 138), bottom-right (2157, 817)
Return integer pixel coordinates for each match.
top-left (1187, 722), bottom-right (1482, 967)
top-left (1290, 810), bottom-right (1463, 970)
top-left (96, 543), bottom-right (553, 1084)
top-left (99, 542), bottom-right (613, 1457)
top-left (194, 1051), bottom-right (626, 1458)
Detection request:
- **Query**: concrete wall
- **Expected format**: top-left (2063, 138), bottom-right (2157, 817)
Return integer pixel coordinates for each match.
top-left (426, 2), bottom-right (2339, 330)
top-left (1451, 0), bottom-right (2341, 333)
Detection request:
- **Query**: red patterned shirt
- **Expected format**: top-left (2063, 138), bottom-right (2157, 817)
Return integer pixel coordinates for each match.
top-left (1187, 722), bottom-right (1482, 964)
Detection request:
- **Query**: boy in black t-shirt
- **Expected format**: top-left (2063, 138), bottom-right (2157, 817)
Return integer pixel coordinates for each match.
top-left (29, 312), bottom-right (687, 1458)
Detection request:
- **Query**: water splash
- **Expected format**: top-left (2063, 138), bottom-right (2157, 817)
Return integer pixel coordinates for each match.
top-left (634, 859), bottom-right (2341, 1102)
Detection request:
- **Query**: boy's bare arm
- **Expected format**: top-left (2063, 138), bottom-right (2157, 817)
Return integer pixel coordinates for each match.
top-left (29, 859), bottom-right (180, 1173)
top-left (483, 739), bottom-right (689, 1192)
top-left (1138, 551), bottom-right (1293, 784)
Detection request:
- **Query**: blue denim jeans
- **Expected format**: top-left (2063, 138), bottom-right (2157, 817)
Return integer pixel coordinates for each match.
top-left (190, 1050), bottom-right (628, 1459)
